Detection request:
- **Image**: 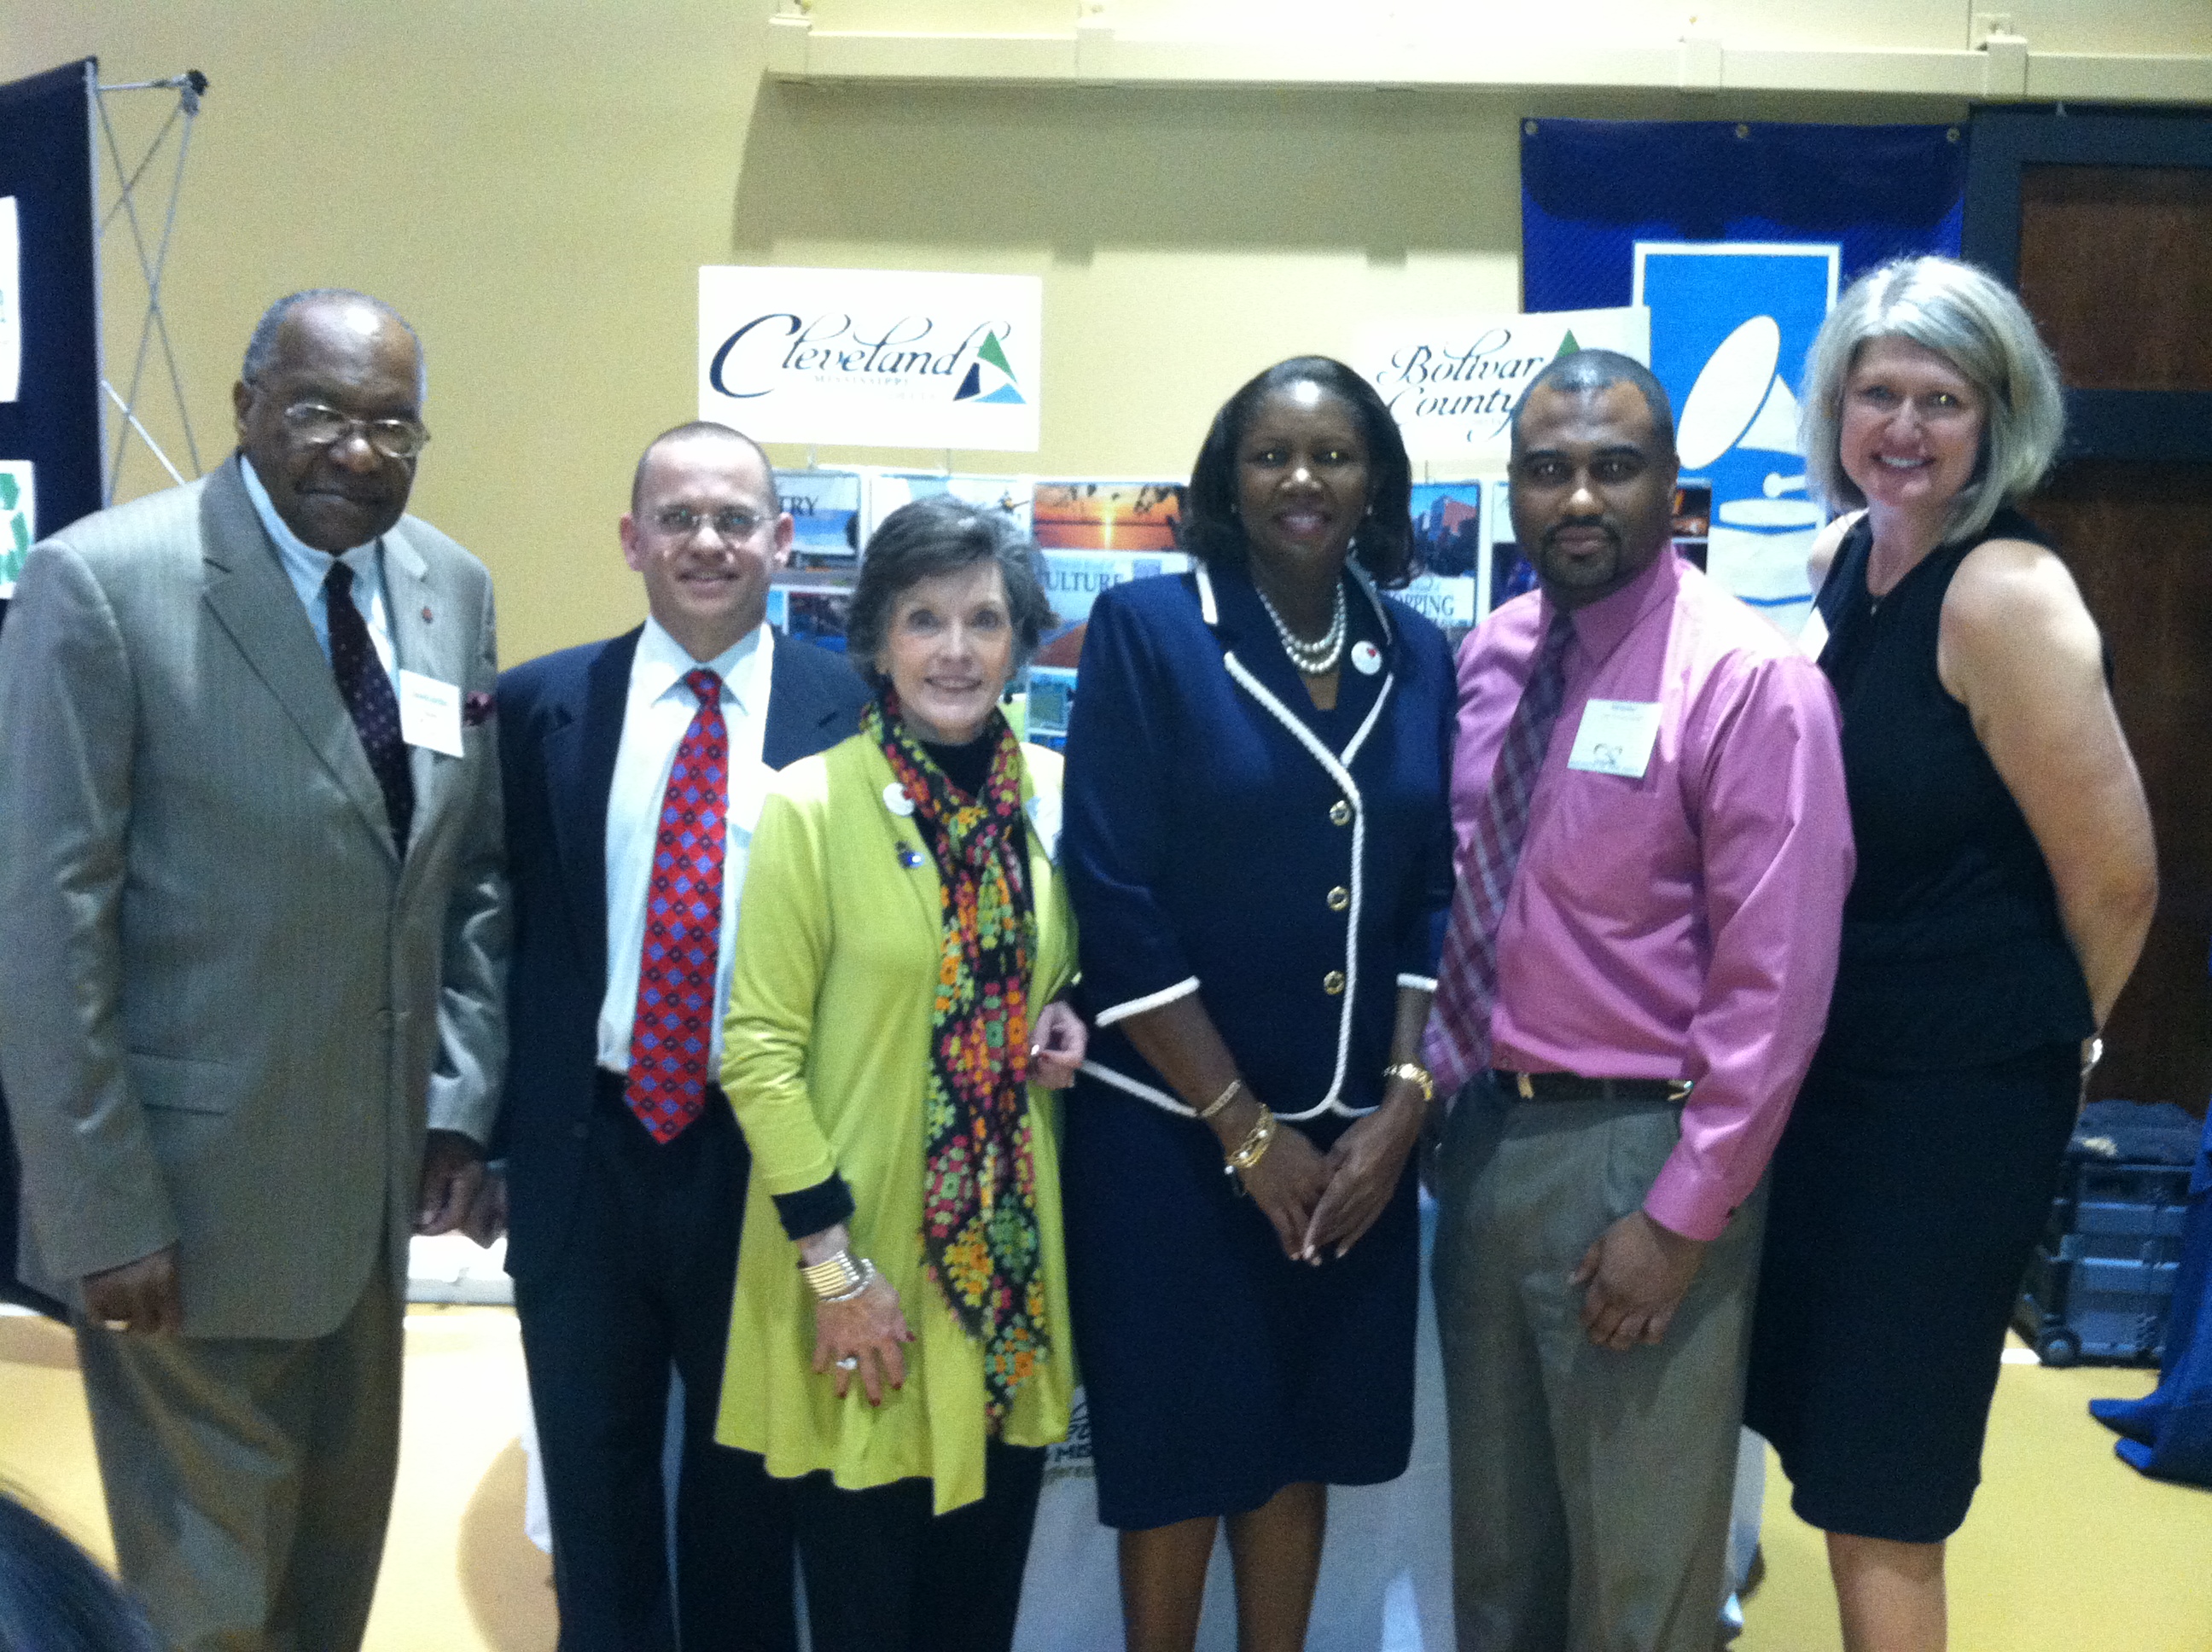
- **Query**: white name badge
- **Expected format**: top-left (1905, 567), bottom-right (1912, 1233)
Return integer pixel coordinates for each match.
top-left (395, 670), bottom-right (464, 757)
top-left (1566, 699), bottom-right (1662, 780)
top-left (1026, 791), bottom-right (1062, 863)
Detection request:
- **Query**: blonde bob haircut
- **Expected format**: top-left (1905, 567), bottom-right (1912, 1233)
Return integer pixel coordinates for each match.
top-left (1798, 256), bottom-right (2065, 544)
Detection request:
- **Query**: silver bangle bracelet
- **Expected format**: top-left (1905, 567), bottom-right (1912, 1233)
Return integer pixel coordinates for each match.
top-left (818, 1258), bottom-right (878, 1305)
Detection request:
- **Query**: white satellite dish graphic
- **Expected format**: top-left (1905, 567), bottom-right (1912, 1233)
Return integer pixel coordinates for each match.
top-left (1677, 315), bottom-right (1805, 471)
top-left (1680, 314), bottom-right (1822, 634)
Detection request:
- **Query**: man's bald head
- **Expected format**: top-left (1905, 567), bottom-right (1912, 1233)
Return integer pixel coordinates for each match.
top-left (630, 422), bottom-right (777, 517)
top-left (243, 289), bottom-right (425, 400)
top-left (1509, 348), bottom-right (1676, 462)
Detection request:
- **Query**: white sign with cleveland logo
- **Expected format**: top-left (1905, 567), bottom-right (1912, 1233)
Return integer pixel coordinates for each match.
top-left (699, 265), bottom-right (1041, 451)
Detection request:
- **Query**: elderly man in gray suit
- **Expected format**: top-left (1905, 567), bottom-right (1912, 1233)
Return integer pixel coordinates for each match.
top-left (0, 288), bottom-right (505, 1652)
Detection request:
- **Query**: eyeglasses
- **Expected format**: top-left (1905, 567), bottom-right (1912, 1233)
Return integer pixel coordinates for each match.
top-left (653, 505), bottom-right (770, 539)
top-left (281, 401), bottom-right (430, 461)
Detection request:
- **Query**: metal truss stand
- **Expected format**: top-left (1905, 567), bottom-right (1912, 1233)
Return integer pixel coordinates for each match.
top-left (92, 68), bottom-right (207, 503)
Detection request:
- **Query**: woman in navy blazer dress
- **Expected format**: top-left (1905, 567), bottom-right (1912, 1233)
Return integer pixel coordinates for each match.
top-left (1062, 358), bottom-right (1454, 1651)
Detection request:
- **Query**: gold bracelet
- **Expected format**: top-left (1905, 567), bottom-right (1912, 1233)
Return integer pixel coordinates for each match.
top-left (1382, 1061), bottom-right (1435, 1105)
top-left (1196, 1077), bottom-right (1244, 1121)
top-left (1223, 1107), bottom-right (1278, 1175)
top-left (819, 1259), bottom-right (878, 1305)
top-left (800, 1249), bottom-right (867, 1300)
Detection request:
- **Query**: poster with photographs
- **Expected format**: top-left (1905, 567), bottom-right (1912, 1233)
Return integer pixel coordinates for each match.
top-left (773, 468), bottom-right (864, 566)
top-left (1028, 481), bottom-right (1189, 672)
top-left (764, 575), bottom-right (857, 653)
top-left (765, 470), bottom-right (864, 650)
top-left (1486, 479), bottom-right (1540, 616)
top-left (1024, 666), bottom-right (1080, 747)
top-left (1399, 479), bottom-right (1487, 646)
top-left (864, 471), bottom-right (1033, 540)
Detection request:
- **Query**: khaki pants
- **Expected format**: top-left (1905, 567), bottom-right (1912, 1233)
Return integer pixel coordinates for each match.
top-left (1432, 1083), bottom-right (1765, 1652)
top-left (76, 1256), bottom-right (404, 1652)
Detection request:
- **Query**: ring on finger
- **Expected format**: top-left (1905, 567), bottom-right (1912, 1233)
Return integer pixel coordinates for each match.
top-left (835, 1355), bottom-right (859, 1372)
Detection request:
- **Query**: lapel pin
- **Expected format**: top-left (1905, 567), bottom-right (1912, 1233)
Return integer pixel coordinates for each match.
top-left (882, 782), bottom-right (916, 817)
top-left (898, 846), bottom-right (925, 869)
top-left (421, 606), bottom-right (434, 623)
top-left (1351, 640), bottom-right (1382, 675)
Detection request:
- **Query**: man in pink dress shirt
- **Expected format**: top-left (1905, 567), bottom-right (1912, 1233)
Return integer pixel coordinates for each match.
top-left (1423, 351), bottom-right (1853, 1652)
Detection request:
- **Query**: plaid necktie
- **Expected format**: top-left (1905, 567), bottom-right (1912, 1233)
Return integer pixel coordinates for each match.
top-left (625, 668), bottom-right (729, 1143)
top-left (1423, 611), bottom-right (1575, 1097)
top-left (325, 562), bottom-right (414, 852)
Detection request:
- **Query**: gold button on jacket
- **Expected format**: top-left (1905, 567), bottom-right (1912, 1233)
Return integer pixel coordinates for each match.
top-left (1322, 969), bottom-right (1346, 995)
top-left (1328, 800), bottom-right (1352, 825)
top-left (1326, 886), bottom-right (1349, 911)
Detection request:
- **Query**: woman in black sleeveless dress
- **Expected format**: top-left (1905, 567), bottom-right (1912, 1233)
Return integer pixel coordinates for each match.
top-left (1744, 257), bottom-right (2158, 1651)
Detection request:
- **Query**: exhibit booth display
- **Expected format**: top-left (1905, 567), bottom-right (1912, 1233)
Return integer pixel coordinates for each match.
top-left (8, 10), bottom-right (2199, 1628)
top-left (722, 270), bottom-right (1668, 740)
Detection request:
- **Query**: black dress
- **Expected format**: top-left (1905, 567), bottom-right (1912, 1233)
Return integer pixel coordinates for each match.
top-left (1743, 508), bottom-right (2094, 1544)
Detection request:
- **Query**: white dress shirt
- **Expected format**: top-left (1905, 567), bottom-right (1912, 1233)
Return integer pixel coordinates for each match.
top-left (597, 616), bottom-right (776, 1076)
top-left (238, 454), bottom-right (397, 673)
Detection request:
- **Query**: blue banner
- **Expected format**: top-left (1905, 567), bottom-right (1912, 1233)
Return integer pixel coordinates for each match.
top-left (1521, 119), bottom-right (1967, 633)
top-left (1522, 119), bottom-right (1967, 314)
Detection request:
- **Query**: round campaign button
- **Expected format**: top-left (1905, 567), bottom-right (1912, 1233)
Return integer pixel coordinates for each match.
top-left (1350, 640), bottom-right (1382, 675)
top-left (882, 782), bottom-right (916, 817)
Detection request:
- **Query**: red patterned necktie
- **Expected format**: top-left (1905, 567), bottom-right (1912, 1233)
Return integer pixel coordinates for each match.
top-left (625, 667), bottom-right (729, 1143)
top-left (1423, 611), bottom-right (1575, 1097)
top-left (325, 562), bottom-right (414, 851)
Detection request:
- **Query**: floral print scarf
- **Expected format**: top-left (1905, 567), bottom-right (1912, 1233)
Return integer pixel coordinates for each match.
top-left (868, 693), bottom-right (1047, 1427)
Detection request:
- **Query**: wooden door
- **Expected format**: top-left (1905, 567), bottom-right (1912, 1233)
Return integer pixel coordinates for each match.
top-left (1966, 111), bottom-right (2212, 1114)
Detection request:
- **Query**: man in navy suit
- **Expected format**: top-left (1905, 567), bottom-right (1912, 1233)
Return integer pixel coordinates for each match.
top-left (493, 422), bottom-right (867, 1652)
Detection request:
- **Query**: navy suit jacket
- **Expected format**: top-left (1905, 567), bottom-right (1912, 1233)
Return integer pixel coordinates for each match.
top-left (495, 627), bottom-right (867, 1282)
top-left (1064, 565), bottom-right (1455, 1126)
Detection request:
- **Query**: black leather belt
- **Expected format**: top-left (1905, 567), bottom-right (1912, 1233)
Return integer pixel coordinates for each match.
top-left (1493, 1069), bottom-right (1692, 1104)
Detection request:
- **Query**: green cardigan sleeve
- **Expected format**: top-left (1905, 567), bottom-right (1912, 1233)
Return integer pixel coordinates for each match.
top-left (720, 765), bottom-right (841, 1197)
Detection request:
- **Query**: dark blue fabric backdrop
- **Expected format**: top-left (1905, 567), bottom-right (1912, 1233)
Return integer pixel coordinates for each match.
top-left (0, 59), bottom-right (102, 542)
top-left (1521, 118), bottom-right (1969, 311)
top-left (0, 59), bottom-right (96, 1318)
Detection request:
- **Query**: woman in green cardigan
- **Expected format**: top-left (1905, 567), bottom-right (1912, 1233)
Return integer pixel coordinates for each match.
top-left (715, 497), bottom-right (1085, 1652)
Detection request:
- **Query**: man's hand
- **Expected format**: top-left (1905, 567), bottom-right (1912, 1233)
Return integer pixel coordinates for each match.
top-left (1569, 1210), bottom-right (1708, 1351)
top-left (416, 1129), bottom-right (486, 1236)
top-left (83, 1243), bottom-right (183, 1335)
top-left (459, 1164), bottom-right (509, 1247)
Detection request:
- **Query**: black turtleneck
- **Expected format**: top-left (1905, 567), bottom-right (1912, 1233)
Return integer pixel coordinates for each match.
top-left (921, 728), bottom-right (997, 799)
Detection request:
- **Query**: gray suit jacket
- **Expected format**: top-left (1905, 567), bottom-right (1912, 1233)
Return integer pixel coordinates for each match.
top-left (0, 457), bottom-right (506, 1339)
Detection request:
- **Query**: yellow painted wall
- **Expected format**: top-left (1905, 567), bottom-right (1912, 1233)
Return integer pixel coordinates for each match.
top-left (0, 2), bottom-right (2195, 660)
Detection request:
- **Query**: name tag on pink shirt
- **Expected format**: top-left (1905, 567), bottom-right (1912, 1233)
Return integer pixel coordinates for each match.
top-left (1566, 699), bottom-right (1662, 779)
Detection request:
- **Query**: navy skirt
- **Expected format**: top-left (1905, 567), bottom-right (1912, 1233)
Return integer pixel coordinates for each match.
top-left (1061, 1073), bottom-right (1417, 1530)
top-left (1745, 1040), bottom-right (2080, 1543)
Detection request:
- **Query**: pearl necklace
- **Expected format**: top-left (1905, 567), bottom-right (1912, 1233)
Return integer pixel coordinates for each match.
top-left (1256, 579), bottom-right (1347, 677)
